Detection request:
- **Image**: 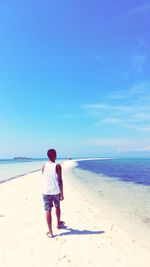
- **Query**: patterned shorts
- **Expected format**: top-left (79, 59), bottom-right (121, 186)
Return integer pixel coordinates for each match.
top-left (43, 194), bottom-right (60, 210)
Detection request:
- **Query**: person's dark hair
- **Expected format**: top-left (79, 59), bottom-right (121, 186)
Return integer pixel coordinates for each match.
top-left (47, 149), bottom-right (56, 161)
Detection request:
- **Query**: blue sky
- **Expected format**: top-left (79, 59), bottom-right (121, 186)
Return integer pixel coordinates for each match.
top-left (0, 0), bottom-right (150, 158)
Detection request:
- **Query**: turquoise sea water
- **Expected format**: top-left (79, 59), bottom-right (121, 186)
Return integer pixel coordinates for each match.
top-left (76, 158), bottom-right (150, 186)
top-left (0, 158), bottom-right (64, 183)
top-left (0, 157), bottom-right (67, 183)
top-left (0, 158), bottom-right (47, 183)
top-left (0, 158), bottom-right (63, 183)
top-left (71, 158), bottom-right (150, 249)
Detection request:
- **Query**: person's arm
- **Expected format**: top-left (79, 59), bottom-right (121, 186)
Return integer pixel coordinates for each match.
top-left (56, 164), bottom-right (64, 200)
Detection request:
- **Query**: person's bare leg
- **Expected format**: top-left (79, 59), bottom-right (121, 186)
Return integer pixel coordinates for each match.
top-left (56, 206), bottom-right (61, 227)
top-left (46, 210), bottom-right (53, 237)
top-left (56, 206), bottom-right (65, 228)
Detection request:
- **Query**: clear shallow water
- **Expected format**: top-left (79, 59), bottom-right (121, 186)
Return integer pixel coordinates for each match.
top-left (0, 158), bottom-right (46, 183)
top-left (72, 158), bottom-right (150, 248)
top-left (76, 158), bottom-right (150, 186)
top-left (0, 158), bottom-right (63, 183)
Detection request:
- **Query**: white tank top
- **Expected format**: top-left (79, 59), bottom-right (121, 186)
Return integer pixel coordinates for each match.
top-left (42, 161), bottom-right (60, 195)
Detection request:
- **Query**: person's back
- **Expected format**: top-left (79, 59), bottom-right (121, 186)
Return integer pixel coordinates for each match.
top-left (42, 161), bottom-right (60, 195)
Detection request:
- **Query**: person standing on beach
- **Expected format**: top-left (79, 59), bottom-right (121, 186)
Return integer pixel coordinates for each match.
top-left (42, 149), bottom-right (65, 238)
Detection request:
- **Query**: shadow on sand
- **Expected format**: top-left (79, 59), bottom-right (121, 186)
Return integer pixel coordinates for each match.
top-left (58, 227), bottom-right (105, 236)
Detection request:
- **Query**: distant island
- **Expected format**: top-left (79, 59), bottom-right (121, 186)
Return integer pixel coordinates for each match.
top-left (13, 157), bottom-right (32, 160)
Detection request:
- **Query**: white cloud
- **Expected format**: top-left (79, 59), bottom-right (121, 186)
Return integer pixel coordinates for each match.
top-left (81, 81), bottom-right (150, 132)
top-left (93, 55), bottom-right (104, 63)
top-left (83, 103), bottom-right (132, 112)
top-left (127, 125), bottom-right (150, 132)
top-left (118, 146), bottom-right (150, 153)
top-left (120, 3), bottom-right (150, 19)
top-left (84, 137), bottom-right (150, 153)
top-left (132, 113), bottom-right (150, 120)
top-left (85, 138), bottom-right (127, 146)
top-left (96, 117), bottom-right (122, 125)
top-left (109, 81), bottom-right (150, 100)
top-left (129, 3), bottom-right (150, 15)
top-left (132, 54), bottom-right (148, 73)
top-left (129, 81), bottom-right (150, 93)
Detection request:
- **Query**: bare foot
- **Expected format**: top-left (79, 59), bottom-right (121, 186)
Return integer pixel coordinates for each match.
top-left (57, 221), bottom-right (66, 229)
top-left (46, 231), bottom-right (53, 238)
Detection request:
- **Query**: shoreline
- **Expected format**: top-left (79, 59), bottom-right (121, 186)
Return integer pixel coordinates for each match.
top-left (0, 159), bottom-right (150, 266)
top-left (0, 169), bottom-right (41, 184)
top-left (70, 160), bottom-right (150, 250)
top-left (0, 157), bottom-right (109, 184)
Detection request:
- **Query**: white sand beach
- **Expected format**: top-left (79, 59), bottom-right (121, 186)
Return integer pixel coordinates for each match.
top-left (0, 160), bottom-right (150, 267)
